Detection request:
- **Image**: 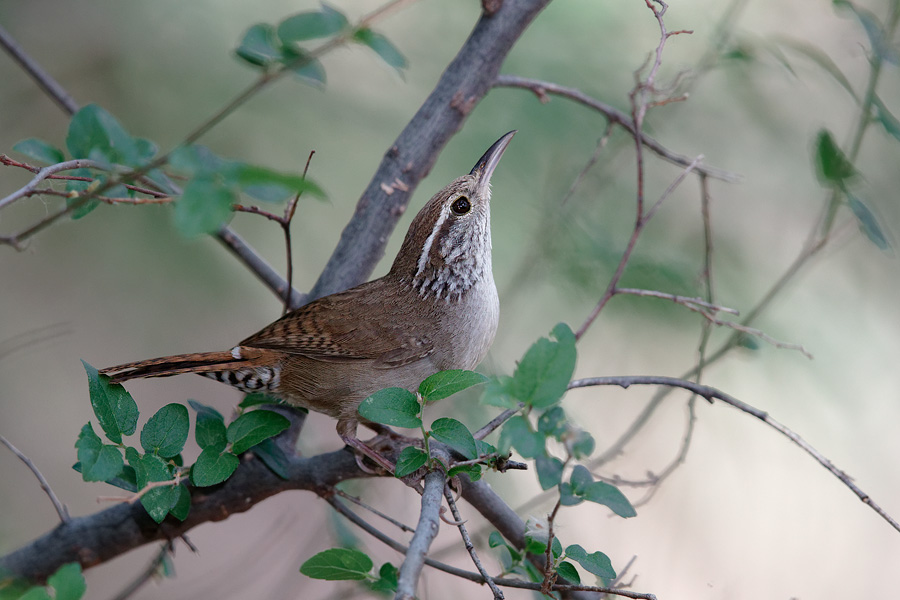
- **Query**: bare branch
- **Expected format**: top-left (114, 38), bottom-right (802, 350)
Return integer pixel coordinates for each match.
top-left (443, 485), bottom-right (504, 599)
top-left (308, 0), bottom-right (553, 300)
top-left (0, 444), bottom-right (373, 583)
top-left (395, 468), bottom-right (446, 599)
top-left (0, 435), bottom-right (69, 523)
top-left (333, 488), bottom-right (415, 533)
top-left (0, 23), bottom-right (79, 115)
top-left (214, 226), bottom-right (306, 308)
top-left (493, 75), bottom-right (739, 183)
top-left (568, 376), bottom-right (900, 533)
top-left (107, 542), bottom-right (172, 600)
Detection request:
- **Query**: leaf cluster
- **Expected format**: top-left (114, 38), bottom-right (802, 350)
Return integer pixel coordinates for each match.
top-left (76, 363), bottom-right (290, 523)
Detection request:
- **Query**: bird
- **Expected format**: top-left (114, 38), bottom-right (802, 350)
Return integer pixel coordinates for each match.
top-left (101, 131), bottom-right (515, 472)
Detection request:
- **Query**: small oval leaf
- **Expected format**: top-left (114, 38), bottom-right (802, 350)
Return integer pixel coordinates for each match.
top-left (357, 388), bottom-right (421, 428)
top-left (227, 409), bottom-right (291, 455)
top-left (300, 548), bottom-right (373, 581)
top-left (419, 370), bottom-right (489, 402)
top-left (394, 446), bottom-right (428, 478)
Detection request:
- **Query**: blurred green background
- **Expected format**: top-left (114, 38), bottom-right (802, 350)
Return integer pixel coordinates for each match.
top-left (2, 0), bottom-right (900, 598)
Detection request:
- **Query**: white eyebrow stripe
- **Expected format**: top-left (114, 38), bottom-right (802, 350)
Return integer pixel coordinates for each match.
top-left (415, 208), bottom-right (449, 277)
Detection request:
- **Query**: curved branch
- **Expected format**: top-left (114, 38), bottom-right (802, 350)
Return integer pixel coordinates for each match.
top-left (493, 74), bottom-right (740, 182)
top-left (568, 375), bottom-right (900, 534)
top-left (308, 0), bottom-right (552, 300)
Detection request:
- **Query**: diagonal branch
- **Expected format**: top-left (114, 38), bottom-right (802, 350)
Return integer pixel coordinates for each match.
top-left (568, 376), bottom-right (900, 534)
top-left (307, 0), bottom-right (553, 300)
top-left (493, 74), bottom-right (740, 182)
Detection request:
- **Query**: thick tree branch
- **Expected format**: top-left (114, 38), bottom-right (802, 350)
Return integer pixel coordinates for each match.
top-left (0, 447), bottom-right (370, 583)
top-left (308, 0), bottom-right (552, 300)
top-left (395, 468), bottom-right (446, 599)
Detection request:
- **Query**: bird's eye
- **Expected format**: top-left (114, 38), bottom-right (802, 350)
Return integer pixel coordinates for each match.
top-left (451, 196), bottom-right (471, 215)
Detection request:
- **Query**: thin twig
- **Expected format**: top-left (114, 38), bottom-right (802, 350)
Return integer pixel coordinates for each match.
top-left (473, 405), bottom-right (523, 440)
top-left (568, 376), bottom-right (900, 533)
top-left (0, 23), bottom-right (79, 115)
top-left (97, 473), bottom-right (183, 504)
top-left (0, 435), bottom-right (69, 522)
top-left (334, 488), bottom-right (415, 533)
top-left (328, 496), bottom-right (658, 600)
top-left (396, 468), bottom-right (446, 599)
top-left (540, 497), bottom-right (564, 595)
top-left (443, 485), bottom-right (504, 599)
top-left (214, 226), bottom-right (306, 308)
top-left (614, 287), bottom-right (738, 314)
top-left (107, 542), bottom-right (172, 600)
top-left (560, 125), bottom-right (614, 206)
top-left (493, 75), bottom-right (739, 183)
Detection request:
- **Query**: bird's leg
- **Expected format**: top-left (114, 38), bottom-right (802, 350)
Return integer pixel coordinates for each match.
top-left (337, 419), bottom-right (395, 474)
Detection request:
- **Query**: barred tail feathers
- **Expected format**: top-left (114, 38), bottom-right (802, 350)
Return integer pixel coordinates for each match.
top-left (100, 349), bottom-right (254, 383)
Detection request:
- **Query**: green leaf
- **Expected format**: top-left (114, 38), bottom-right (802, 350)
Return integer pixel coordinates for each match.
top-left (814, 129), bottom-right (855, 184)
top-left (174, 175), bottom-right (235, 237)
top-left (771, 36), bottom-right (858, 102)
top-left (480, 375), bottom-right (519, 409)
top-left (75, 423), bottom-right (124, 482)
top-left (189, 400), bottom-right (228, 450)
top-left (141, 403), bottom-right (189, 458)
top-left (499, 415), bottom-right (544, 459)
top-left (488, 531), bottom-right (507, 549)
top-left (72, 462), bottom-right (137, 492)
top-left (394, 446), bottom-right (427, 478)
top-left (191, 447), bottom-right (240, 487)
top-left (300, 548), bottom-right (373, 580)
top-left (558, 482), bottom-right (583, 506)
top-left (353, 28), bottom-right (407, 74)
top-left (569, 464), bottom-right (593, 495)
top-left (288, 54), bottom-right (328, 86)
top-left (17, 587), bottom-right (52, 600)
top-left (418, 370), bottom-right (489, 403)
top-left (229, 163), bottom-right (325, 199)
top-left (510, 323), bottom-right (577, 409)
top-left (13, 138), bottom-right (65, 164)
top-left (253, 438), bottom-right (290, 479)
top-left (82, 360), bottom-right (139, 444)
top-left (168, 144), bottom-right (226, 174)
top-left (131, 453), bottom-right (178, 523)
top-left (833, 0), bottom-right (899, 64)
top-left (429, 417), bottom-right (478, 459)
top-left (447, 463), bottom-right (482, 481)
top-left (846, 191), bottom-right (891, 251)
top-left (556, 560), bottom-right (581, 584)
top-left (537, 406), bottom-right (567, 438)
top-left (582, 481), bottom-right (637, 518)
top-left (535, 455), bottom-right (564, 490)
top-left (227, 409), bottom-right (290, 455)
top-left (66, 104), bottom-right (140, 166)
top-left (239, 392), bottom-right (283, 409)
top-left (235, 23), bottom-right (282, 67)
top-left (873, 95), bottom-right (900, 142)
top-left (169, 484), bottom-right (191, 521)
top-left (370, 562), bottom-right (398, 593)
top-left (570, 430), bottom-right (595, 459)
top-left (357, 387), bottom-right (422, 428)
top-left (47, 563), bottom-right (86, 600)
top-left (278, 5), bottom-right (348, 43)
top-left (565, 544), bottom-right (616, 580)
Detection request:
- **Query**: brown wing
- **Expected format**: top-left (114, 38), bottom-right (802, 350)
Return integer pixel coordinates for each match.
top-left (239, 278), bottom-right (435, 368)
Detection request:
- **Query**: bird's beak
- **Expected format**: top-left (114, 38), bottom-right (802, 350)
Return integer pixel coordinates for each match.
top-left (470, 130), bottom-right (517, 194)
